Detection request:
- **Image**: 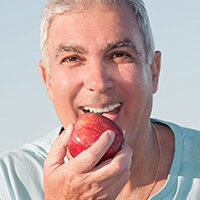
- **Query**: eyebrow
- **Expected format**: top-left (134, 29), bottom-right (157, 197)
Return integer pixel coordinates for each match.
top-left (55, 44), bottom-right (88, 60)
top-left (104, 38), bottom-right (142, 56)
top-left (55, 38), bottom-right (141, 60)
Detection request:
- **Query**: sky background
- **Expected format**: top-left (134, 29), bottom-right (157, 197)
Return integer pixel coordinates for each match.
top-left (0, 0), bottom-right (200, 153)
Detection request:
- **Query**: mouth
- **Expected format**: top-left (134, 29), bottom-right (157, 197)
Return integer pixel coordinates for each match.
top-left (80, 102), bottom-right (122, 121)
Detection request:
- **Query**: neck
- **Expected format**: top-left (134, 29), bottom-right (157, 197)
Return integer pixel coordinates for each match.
top-left (125, 122), bottom-right (161, 190)
top-left (117, 122), bottom-right (175, 200)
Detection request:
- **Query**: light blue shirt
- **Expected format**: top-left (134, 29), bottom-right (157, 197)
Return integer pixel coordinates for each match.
top-left (0, 119), bottom-right (200, 200)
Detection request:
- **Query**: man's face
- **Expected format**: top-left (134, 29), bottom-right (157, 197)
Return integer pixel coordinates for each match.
top-left (40, 5), bottom-right (160, 140)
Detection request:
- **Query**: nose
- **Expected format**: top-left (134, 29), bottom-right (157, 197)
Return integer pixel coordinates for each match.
top-left (84, 61), bottom-right (114, 94)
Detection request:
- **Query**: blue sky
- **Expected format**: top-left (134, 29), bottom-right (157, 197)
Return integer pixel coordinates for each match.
top-left (0, 1), bottom-right (200, 152)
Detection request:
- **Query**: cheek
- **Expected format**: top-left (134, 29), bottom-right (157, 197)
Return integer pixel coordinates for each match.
top-left (118, 65), bottom-right (151, 91)
top-left (118, 65), bottom-right (152, 112)
top-left (117, 66), bottom-right (153, 134)
top-left (51, 69), bottom-right (81, 98)
top-left (50, 69), bottom-right (83, 125)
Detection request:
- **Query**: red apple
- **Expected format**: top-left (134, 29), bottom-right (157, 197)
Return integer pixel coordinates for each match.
top-left (68, 113), bottom-right (124, 163)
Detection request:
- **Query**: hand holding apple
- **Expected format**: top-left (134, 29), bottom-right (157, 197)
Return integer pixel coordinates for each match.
top-left (68, 113), bottom-right (124, 163)
top-left (44, 123), bottom-right (132, 200)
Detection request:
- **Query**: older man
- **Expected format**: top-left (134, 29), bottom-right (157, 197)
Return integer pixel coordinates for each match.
top-left (0, 0), bottom-right (200, 199)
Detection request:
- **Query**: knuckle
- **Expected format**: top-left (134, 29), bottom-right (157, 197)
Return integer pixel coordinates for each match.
top-left (112, 161), bottom-right (124, 173)
top-left (63, 169), bottom-right (80, 185)
top-left (64, 172), bottom-right (78, 186)
top-left (124, 145), bottom-right (133, 156)
top-left (82, 150), bottom-right (99, 165)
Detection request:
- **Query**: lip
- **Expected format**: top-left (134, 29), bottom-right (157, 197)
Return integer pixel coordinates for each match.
top-left (79, 102), bottom-right (122, 109)
top-left (78, 102), bottom-right (123, 122)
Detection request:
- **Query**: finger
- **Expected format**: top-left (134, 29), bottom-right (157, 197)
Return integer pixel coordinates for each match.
top-left (93, 144), bottom-right (133, 182)
top-left (44, 123), bottom-right (73, 172)
top-left (68, 130), bottom-right (115, 173)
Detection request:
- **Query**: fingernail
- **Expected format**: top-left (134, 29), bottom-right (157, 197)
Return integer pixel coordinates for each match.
top-left (122, 130), bottom-right (126, 137)
top-left (108, 131), bottom-right (115, 139)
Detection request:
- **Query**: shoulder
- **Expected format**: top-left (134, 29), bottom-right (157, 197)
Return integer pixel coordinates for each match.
top-left (151, 118), bottom-right (200, 141)
top-left (165, 121), bottom-right (200, 149)
top-left (0, 126), bottom-right (61, 200)
top-left (180, 127), bottom-right (200, 165)
top-left (152, 118), bottom-right (200, 167)
top-left (154, 118), bottom-right (200, 170)
top-left (181, 126), bottom-right (200, 140)
top-left (0, 126), bottom-right (61, 162)
top-left (153, 119), bottom-right (200, 197)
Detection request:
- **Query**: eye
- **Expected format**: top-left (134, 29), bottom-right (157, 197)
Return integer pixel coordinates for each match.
top-left (113, 52), bottom-right (127, 58)
top-left (61, 56), bottom-right (79, 63)
top-left (59, 55), bottom-right (84, 68)
top-left (110, 52), bottom-right (133, 64)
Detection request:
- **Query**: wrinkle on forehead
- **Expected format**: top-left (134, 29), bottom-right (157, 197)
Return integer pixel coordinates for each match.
top-left (48, 4), bottom-right (146, 65)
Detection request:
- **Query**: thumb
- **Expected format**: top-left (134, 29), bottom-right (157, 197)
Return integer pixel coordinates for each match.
top-left (44, 123), bottom-right (73, 173)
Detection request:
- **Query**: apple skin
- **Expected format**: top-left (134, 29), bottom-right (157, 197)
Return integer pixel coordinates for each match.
top-left (68, 113), bottom-right (124, 163)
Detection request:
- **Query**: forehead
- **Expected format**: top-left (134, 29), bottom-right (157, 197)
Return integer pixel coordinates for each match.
top-left (48, 4), bottom-right (144, 54)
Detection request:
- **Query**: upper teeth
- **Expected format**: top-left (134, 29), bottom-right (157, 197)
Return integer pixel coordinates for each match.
top-left (83, 103), bottom-right (121, 114)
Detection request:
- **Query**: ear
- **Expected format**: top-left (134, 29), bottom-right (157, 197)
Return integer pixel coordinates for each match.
top-left (39, 60), bottom-right (54, 101)
top-left (151, 51), bottom-right (161, 94)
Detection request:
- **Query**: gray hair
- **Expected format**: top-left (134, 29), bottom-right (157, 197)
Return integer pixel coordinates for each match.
top-left (40, 0), bottom-right (155, 68)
